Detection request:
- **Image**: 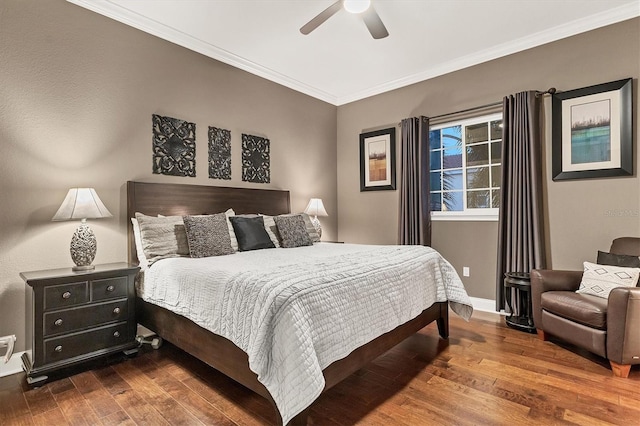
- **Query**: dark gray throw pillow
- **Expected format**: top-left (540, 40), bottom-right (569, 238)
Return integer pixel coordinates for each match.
top-left (182, 214), bottom-right (234, 258)
top-left (229, 216), bottom-right (275, 251)
top-left (274, 214), bottom-right (313, 248)
top-left (596, 250), bottom-right (640, 268)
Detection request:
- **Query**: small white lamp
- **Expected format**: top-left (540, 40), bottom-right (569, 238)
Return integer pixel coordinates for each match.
top-left (304, 198), bottom-right (328, 238)
top-left (52, 188), bottom-right (113, 271)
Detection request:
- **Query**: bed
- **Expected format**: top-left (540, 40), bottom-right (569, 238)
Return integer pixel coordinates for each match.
top-left (126, 181), bottom-right (472, 425)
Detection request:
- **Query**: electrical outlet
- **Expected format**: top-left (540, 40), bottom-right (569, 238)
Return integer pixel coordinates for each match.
top-left (463, 267), bottom-right (470, 277)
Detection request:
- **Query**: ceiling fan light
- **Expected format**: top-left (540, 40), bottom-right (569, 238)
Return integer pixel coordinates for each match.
top-left (343, 0), bottom-right (370, 14)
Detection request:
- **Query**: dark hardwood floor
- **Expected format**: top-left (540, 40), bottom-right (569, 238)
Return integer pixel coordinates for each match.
top-left (1, 311), bottom-right (638, 425)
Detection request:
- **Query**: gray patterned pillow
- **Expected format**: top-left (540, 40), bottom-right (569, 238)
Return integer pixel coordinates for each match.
top-left (183, 214), bottom-right (234, 257)
top-left (274, 214), bottom-right (313, 248)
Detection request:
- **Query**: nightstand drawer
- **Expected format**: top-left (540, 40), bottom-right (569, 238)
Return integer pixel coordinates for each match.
top-left (44, 282), bottom-right (89, 310)
top-left (44, 322), bottom-right (130, 365)
top-left (43, 299), bottom-right (129, 337)
top-left (91, 276), bottom-right (128, 301)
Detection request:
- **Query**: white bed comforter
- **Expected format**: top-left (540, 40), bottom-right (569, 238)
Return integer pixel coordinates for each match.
top-left (138, 243), bottom-right (473, 424)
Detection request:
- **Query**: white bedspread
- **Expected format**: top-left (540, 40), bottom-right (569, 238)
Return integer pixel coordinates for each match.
top-left (138, 243), bottom-right (472, 424)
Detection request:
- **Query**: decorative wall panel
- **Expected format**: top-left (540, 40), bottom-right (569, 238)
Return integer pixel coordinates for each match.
top-left (152, 114), bottom-right (196, 177)
top-left (208, 126), bottom-right (232, 180)
top-left (242, 134), bottom-right (270, 184)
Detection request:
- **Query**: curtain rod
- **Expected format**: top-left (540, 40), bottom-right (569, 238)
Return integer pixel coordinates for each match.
top-left (429, 100), bottom-right (502, 121)
top-left (397, 101), bottom-right (501, 126)
top-left (398, 88), bottom-right (556, 126)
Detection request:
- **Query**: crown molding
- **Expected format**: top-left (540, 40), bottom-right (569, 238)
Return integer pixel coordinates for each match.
top-left (337, 2), bottom-right (640, 105)
top-left (67, 0), bottom-right (638, 107)
top-left (66, 0), bottom-right (339, 105)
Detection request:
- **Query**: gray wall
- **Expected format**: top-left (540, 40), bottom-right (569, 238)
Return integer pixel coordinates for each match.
top-left (337, 18), bottom-right (640, 301)
top-left (1, 0), bottom-right (638, 355)
top-left (0, 0), bottom-right (337, 352)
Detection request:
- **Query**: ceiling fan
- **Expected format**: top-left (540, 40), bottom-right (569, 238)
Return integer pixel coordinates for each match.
top-left (300, 0), bottom-right (389, 39)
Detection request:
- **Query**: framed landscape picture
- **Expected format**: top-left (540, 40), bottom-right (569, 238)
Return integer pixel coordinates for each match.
top-left (360, 127), bottom-right (396, 191)
top-left (551, 78), bottom-right (632, 180)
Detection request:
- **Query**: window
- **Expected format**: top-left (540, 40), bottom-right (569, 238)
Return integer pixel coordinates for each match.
top-left (429, 113), bottom-right (502, 220)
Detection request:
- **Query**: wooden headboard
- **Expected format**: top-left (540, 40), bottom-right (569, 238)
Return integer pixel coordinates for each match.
top-left (126, 181), bottom-right (291, 264)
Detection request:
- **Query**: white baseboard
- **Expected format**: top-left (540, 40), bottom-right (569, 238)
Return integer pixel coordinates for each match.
top-left (0, 351), bottom-right (24, 378)
top-left (469, 297), bottom-right (504, 314)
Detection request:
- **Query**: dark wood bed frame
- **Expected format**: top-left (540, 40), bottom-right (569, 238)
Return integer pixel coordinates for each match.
top-left (127, 181), bottom-right (449, 425)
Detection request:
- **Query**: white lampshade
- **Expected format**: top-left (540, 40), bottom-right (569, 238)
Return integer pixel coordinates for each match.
top-left (52, 188), bottom-right (113, 221)
top-left (52, 188), bottom-right (112, 271)
top-left (304, 198), bottom-right (328, 218)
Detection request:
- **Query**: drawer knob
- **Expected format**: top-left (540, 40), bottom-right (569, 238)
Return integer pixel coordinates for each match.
top-left (62, 291), bottom-right (71, 299)
top-left (54, 319), bottom-right (63, 326)
top-left (107, 285), bottom-right (115, 292)
top-left (55, 345), bottom-right (63, 353)
top-left (113, 307), bottom-right (121, 314)
top-left (113, 331), bottom-right (120, 338)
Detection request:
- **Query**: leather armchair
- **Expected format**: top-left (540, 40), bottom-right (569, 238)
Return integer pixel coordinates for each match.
top-left (531, 237), bottom-right (640, 378)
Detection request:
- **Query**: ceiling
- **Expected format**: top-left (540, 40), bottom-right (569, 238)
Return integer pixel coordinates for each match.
top-left (67, 0), bottom-right (639, 106)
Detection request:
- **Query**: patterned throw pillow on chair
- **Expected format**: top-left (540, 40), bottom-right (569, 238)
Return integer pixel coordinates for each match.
top-left (577, 261), bottom-right (640, 298)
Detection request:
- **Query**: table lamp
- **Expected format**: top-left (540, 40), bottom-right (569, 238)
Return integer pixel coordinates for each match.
top-left (52, 188), bottom-right (113, 271)
top-left (304, 198), bottom-right (328, 238)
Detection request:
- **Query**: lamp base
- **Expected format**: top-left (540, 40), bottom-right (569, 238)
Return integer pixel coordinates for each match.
top-left (72, 264), bottom-right (95, 272)
top-left (70, 220), bottom-right (97, 270)
top-left (309, 215), bottom-right (322, 239)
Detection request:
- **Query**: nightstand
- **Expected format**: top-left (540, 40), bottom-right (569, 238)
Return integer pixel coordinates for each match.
top-left (20, 262), bottom-right (140, 385)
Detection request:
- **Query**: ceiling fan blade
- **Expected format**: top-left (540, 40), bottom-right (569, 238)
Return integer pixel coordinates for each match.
top-left (361, 5), bottom-right (388, 39)
top-left (300, 0), bottom-right (343, 35)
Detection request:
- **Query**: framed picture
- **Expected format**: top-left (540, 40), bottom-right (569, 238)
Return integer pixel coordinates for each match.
top-left (360, 127), bottom-right (396, 191)
top-left (552, 78), bottom-right (632, 181)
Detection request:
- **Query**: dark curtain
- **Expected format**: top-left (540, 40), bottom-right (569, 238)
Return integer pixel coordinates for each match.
top-left (496, 91), bottom-right (546, 311)
top-left (398, 116), bottom-right (430, 245)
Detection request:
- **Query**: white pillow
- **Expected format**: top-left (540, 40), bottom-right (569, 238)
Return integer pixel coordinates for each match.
top-left (259, 214), bottom-right (281, 248)
top-left (225, 208), bottom-right (238, 251)
top-left (131, 217), bottom-right (149, 269)
top-left (576, 261), bottom-right (640, 298)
